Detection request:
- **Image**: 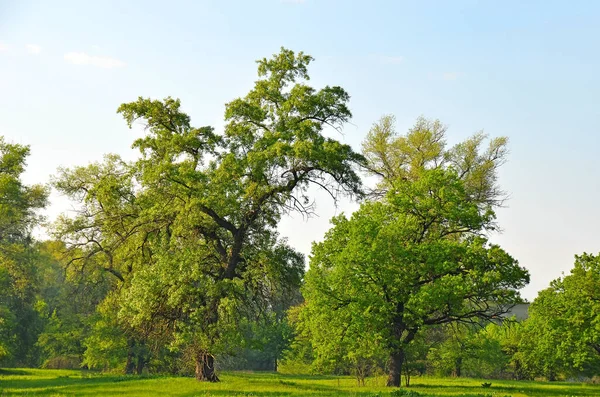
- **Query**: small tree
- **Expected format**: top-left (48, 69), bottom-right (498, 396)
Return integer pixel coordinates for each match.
top-left (427, 324), bottom-right (478, 377)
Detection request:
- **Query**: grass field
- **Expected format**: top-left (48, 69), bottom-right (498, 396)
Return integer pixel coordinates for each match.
top-left (0, 369), bottom-right (598, 397)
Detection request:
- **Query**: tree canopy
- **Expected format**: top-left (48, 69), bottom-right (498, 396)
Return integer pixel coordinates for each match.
top-left (0, 138), bottom-right (48, 365)
top-left (10, 48), bottom-right (600, 386)
top-left (301, 117), bottom-right (529, 387)
top-left (519, 253), bottom-right (600, 379)
top-left (52, 48), bottom-right (365, 380)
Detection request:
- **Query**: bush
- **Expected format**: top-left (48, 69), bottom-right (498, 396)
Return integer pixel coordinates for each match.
top-left (277, 359), bottom-right (313, 375)
top-left (42, 355), bottom-right (81, 369)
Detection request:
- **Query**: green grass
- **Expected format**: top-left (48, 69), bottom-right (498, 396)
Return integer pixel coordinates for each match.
top-left (0, 369), bottom-right (598, 397)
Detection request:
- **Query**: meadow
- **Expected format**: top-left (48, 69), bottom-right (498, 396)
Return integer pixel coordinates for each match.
top-left (0, 369), bottom-right (598, 397)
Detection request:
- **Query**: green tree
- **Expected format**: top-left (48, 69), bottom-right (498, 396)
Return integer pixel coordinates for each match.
top-left (401, 330), bottom-right (430, 387)
top-left (427, 324), bottom-right (478, 377)
top-left (519, 289), bottom-right (567, 380)
top-left (0, 137), bottom-right (48, 366)
top-left (278, 304), bottom-right (315, 374)
top-left (35, 240), bottom-right (113, 369)
top-left (427, 322), bottom-right (511, 379)
top-left (520, 253), bottom-right (600, 379)
top-left (301, 117), bottom-right (529, 387)
top-left (52, 154), bottom-right (155, 374)
top-left (465, 324), bottom-right (510, 378)
top-left (54, 48), bottom-right (364, 381)
top-left (232, 274), bottom-right (303, 372)
top-left (484, 320), bottom-right (529, 380)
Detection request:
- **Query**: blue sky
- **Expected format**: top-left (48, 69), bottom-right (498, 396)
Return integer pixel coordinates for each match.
top-left (1, 0), bottom-right (599, 300)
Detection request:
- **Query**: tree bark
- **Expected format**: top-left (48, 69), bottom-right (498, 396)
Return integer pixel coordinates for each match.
top-left (513, 359), bottom-right (522, 380)
top-left (403, 361), bottom-right (411, 387)
top-left (386, 350), bottom-right (405, 387)
top-left (195, 351), bottom-right (219, 382)
top-left (136, 354), bottom-right (145, 375)
top-left (125, 341), bottom-right (135, 375)
top-left (454, 356), bottom-right (462, 377)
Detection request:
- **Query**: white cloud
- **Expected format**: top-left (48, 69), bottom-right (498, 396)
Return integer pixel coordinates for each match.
top-left (0, 42), bottom-right (8, 52)
top-left (26, 44), bottom-right (41, 54)
top-left (442, 72), bottom-right (460, 81)
top-left (64, 52), bottom-right (126, 69)
top-left (377, 55), bottom-right (404, 65)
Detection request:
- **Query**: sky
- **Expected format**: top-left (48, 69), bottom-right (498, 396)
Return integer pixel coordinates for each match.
top-left (1, 0), bottom-right (599, 301)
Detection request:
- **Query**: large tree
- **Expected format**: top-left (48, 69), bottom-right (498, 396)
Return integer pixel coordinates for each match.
top-left (54, 48), bottom-right (364, 380)
top-left (301, 117), bottom-right (529, 387)
top-left (0, 137), bottom-right (48, 365)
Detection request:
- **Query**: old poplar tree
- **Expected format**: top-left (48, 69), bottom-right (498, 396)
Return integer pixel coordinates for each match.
top-left (54, 48), bottom-right (364, 380)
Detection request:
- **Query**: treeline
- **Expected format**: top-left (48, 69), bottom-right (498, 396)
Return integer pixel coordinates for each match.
top-left (0, 48), bottom-right (598, 387)
top-left (286, 299), bottom-right (600, 385)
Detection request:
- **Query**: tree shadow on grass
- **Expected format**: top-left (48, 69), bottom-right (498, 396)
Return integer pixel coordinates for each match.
top-left (225, 372), bottom-right (335, 381)
top-left (276, 380), bottom-right (340, 393)
top-left (412, 381), bottom-right (600, 396)
top-left (0, 369), bottom-right (33, 376)
top-left (182, 391), bottom-right (294, 397)
top-left (271, 373), bottom-right (338, 381)
top-left (0, 374), bottom-right (153, 392)
top-left (181, 390), bottom-right (390, 397)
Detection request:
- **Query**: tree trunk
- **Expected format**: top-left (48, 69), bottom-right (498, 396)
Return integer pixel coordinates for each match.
top-left (125, 355), bottom-right (135, 375)
top-left (454, 356), bottom-right (462, 377)
top-left (125, 341), bottom-right (135, 375)
top-left (513, 359), bottom-right (521, 380)
top-left (195, 351), bottom-right (219, 382)
top-left (386, 350), bottom-right (405, 387)
top-left (135, 354), bottom-right (145, 375)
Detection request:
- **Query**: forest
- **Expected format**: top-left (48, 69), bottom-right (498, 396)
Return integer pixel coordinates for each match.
top-left (1, 48), bottom-right (599, 391)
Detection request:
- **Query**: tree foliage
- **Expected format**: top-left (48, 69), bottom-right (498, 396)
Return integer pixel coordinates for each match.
top-left (52, 48), bottom-right (365, 380)
top-left (301, 117), bottom-right (529, 387)
top-left (520, 253), bottom-right (600, 379)
top-left (6, 49), bottom-right (600, 386)
top-left (0, 138), bottom-right (48, 365)
top-left (35, 241), bottom-right (112, 369)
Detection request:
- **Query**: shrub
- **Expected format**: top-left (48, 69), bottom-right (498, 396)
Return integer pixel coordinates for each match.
top-left (42, 355), bottom-right (81, 369)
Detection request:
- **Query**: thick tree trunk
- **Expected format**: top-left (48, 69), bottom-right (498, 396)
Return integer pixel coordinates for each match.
top-left (386, 350), bottom-right (405, 387)
top-left (195, 351), bottom-right (219, 382)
